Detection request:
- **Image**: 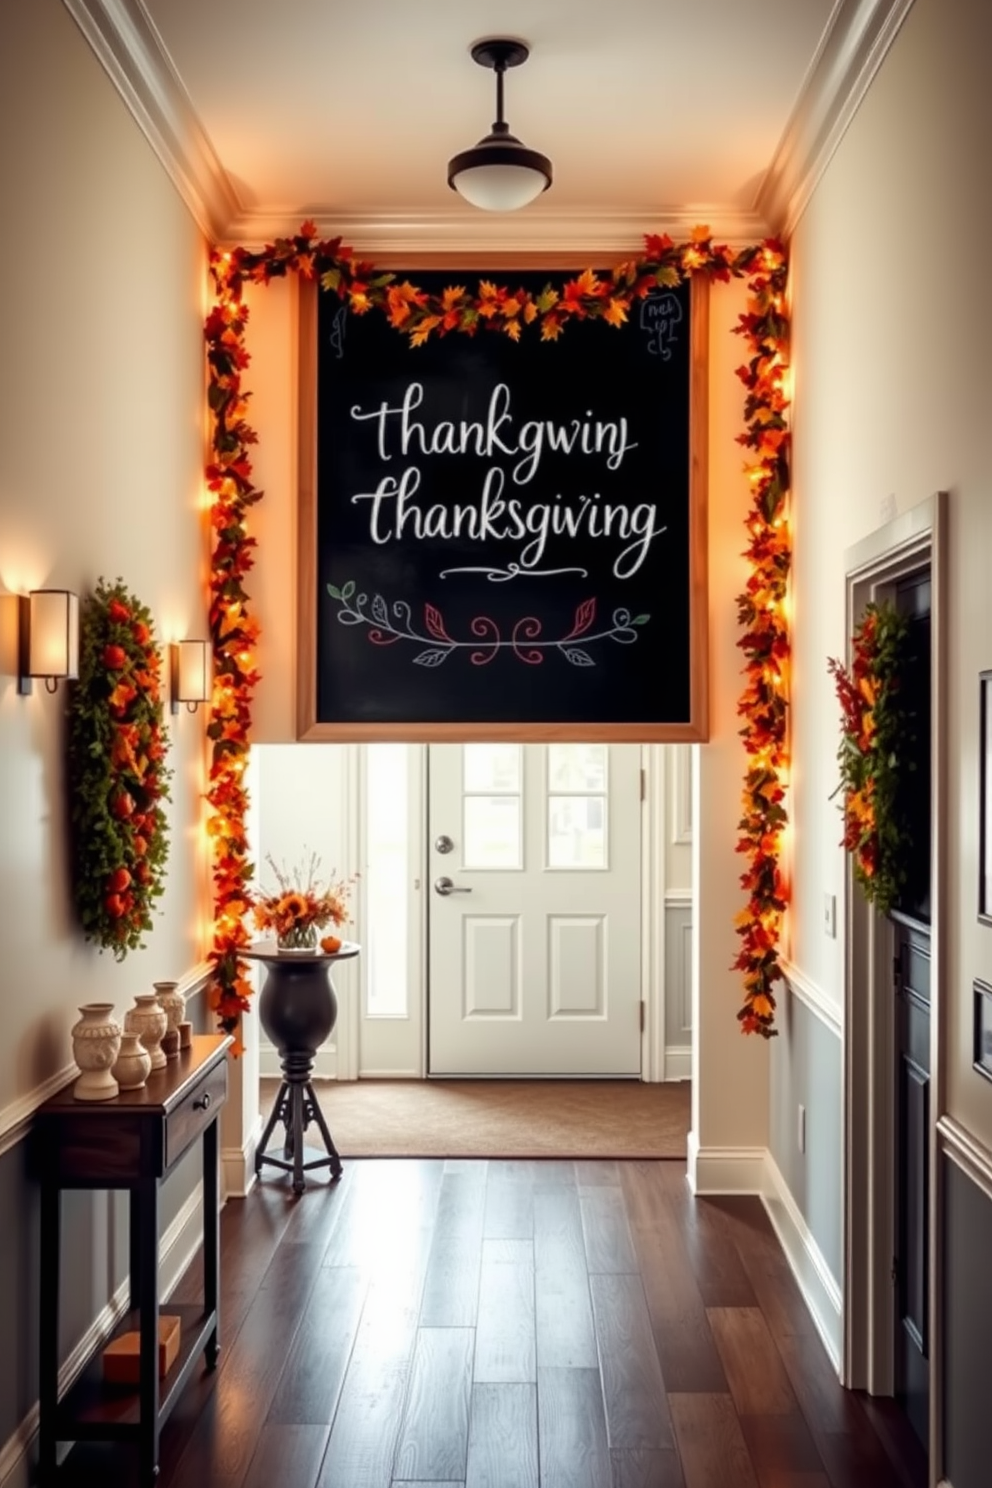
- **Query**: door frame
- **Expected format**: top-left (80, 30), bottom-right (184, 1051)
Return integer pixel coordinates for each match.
top-left (355, 741), bottom-right (677, 1081)
top-left (841, 493), bottom-right (946, 1470)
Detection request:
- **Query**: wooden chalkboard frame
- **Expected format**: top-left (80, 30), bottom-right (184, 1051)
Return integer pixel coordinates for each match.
top-left (296, 258), bottom-right (709, 742)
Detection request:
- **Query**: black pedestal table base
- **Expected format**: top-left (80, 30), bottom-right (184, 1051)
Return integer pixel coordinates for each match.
top-left (244, 941), bottom-right (359, 1196)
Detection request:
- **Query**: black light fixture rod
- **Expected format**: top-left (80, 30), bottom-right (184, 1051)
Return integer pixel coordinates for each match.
top-left (494, 59), bottom-right (506, 129)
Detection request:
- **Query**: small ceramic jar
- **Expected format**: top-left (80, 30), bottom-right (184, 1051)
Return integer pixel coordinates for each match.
top-left (124, 992), bottom-right (168, 1071)
top-left (111, 1030), bottom-right (152, 1090)
top-left (154, 981), bottom-right (185, 1061)
top-left (71, 1004), bottom-right (121, 1102)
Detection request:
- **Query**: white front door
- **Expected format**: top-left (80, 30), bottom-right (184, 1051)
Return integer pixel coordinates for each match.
top-left (427, 742), bottom-right (642, 1075)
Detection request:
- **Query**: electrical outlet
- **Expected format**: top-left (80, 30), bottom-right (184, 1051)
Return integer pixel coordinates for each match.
top-left (798, 1103), bottom-right (807, 1155)
top-left (880, 492), bottom-right (898, 523)
top-left (823, 893), bottom-right (836, 938)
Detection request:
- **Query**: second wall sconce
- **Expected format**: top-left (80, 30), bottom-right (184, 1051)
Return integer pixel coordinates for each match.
top-left (18, 589), bottom-right (79, 695)
top-left (170, 640), bottom-right (211, 714)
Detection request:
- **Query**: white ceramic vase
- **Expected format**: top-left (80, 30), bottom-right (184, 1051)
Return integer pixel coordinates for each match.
top-left (124, 992), bottom-right (168, 1071)
top-left (111, 1030), bottom-right (152, 1090)
top-left (154, 980), bottom-right (186, 1060)
top-left (71, 1003), bottom-right (121, 1102)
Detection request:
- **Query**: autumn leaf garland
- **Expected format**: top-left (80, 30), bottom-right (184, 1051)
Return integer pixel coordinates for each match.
top-left (204, 224), bottom-right (791, 1040)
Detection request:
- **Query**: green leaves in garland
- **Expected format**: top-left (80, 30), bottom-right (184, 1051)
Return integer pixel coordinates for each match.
top-left (67, 578), bottom-right (172, 958)
top-left (828, 600), bottom-right (914, 916)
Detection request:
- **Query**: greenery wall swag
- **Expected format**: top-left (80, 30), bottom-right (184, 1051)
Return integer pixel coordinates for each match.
top-left (828, 601), bottom-right (913, 916)
top-left (204, 224), bottom-right (791, 1043)
top-left (67, 579), bottom-right (171, 958)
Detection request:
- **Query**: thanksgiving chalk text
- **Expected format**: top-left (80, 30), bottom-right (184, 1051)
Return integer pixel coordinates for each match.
top-left (347, 381), bottom-right (666, 580)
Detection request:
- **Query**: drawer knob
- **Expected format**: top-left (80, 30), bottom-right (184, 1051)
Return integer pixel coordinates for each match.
top-left (193, 1092), bottom-right (212, 1111)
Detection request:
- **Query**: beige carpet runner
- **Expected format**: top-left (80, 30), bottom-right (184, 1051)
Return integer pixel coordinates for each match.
top-left (264, 1078), bottom-right (690, 1159)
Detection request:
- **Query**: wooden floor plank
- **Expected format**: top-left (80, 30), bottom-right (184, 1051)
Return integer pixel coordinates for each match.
top-left (243, 1424), bottom-right (329, 1488)
top-left (738, 1412), bottom-right (830, 1487)
top-left (420, 1171), bottom-right (487, 1327)
top-left (576, 1160), bottom-right (622, 1187)
top-left (316, 1354), bottom-right (415, 1488)
top-left (678, 1199), bottom-right (759, 1309)
top-left (580, 1186), bottom-right (639, 1274)
top-left (668, 1393), bottom-right (761, 1488)
top-left (707, 1196), bottom-right (820, 1344)
top-left (537, 1366), bottom-right (613, 1488)
top-left (474, 1238), bottom-right (536, 1383)
top-left (707, 1307), bottom-right (799, 1416)
top-left (534, 1187), bottom-right (599, 1369)
top-left (610, 1448), bottom-right (686, 1488)
top-left (165, 1247), bottom-right (318, 1488)
top-left (317, 1248), bottom-right (427, 1488)
top-left (465, 1382), bottom-right (539, 1488)
top-left (590, 1273), bottom-right (673, 1449)
top-left (267, 1264), bottom-right (368, 1423)
top-left (483, 1177), bottom-right (535, 1239)
top-left (392, 1328), bottom-right (475, 1483)
top-left (621, 1167), bottom-right (728, 1394)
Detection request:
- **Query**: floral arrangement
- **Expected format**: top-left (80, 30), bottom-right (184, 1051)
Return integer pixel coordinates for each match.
top-left (205, 223), bottom-right (791, 1037)
top-left (67, 578), bottom-right (171, 958)
top-left (253, 852), bottom-right (353, 951)
top-left (828, 601), bottom-right (912, 915)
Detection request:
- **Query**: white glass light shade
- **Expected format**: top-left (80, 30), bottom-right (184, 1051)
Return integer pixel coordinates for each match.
top-left (171, 639), bottom-right (211, 713)
top-left (450, 160), bottom-right (550, 211)
top-left (19, 589), bottom-right (79, 693)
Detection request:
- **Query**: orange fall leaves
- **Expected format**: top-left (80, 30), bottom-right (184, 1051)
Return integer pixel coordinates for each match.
top-left (204, 224), bottom-right (791, 1043)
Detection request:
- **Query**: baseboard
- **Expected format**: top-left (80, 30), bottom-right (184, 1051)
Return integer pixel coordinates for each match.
top-left (259, 1041), bottom-right (337, 1080)
top-left (663, 1046), bottom-right (691, 1082)
top-left (762, 1151), bottom-right (843, 1373)
top-left (0, 1179), bottom-right (207, 1488)
top-left (687, 1135), bottom-right (767, 1195)
top-left (222, 1111), bottom-right (264, 1199)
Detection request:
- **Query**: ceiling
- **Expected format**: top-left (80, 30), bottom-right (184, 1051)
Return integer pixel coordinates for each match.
top-left (67, 0), bottom-right (913, 248)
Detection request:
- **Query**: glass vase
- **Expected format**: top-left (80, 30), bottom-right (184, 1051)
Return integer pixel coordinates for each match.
top-left (277, 921), bottom-right (318, 952)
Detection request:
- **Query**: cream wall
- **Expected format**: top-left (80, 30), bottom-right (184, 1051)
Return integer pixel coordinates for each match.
top-left (692, 276), bottom-right (769, 1157)
top-left (0, 0), bottom-right (209, 1109)
top-left (788, 0), bottom-right (992, 1145)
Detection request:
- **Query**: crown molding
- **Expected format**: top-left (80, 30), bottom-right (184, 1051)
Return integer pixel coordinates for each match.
top-left (62, 0), bottom-right (240, 240)
top-left (756, 0), bottom-right (916, 237)
top-left (65, 0), bottom-right (913, 250)
top-left (219, 207), bottom-right (772, 256)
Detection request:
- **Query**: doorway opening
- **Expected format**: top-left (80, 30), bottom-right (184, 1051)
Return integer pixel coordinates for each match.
top-left (842, 493), bottom-right (945, 1470)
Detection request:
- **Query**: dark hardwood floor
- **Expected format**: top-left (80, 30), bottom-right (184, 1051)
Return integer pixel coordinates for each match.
top-left (58, 1158), bottom-right (927, 1488)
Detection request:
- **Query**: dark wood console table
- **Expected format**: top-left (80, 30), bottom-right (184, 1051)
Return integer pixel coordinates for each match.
top-left (35, 1033), bottom-right (232, 1484)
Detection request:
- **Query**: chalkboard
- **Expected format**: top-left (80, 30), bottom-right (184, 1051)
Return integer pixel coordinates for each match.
top-left (297, 269), bottom-right (708, 740)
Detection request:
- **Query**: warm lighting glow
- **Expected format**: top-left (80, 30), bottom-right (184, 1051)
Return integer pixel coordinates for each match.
top-left (203, 218), bottom-right (791, 1040)
top-left (18, 589), bottom-right (79, 695)
top-left (170, 639), bottom-right (211, 714)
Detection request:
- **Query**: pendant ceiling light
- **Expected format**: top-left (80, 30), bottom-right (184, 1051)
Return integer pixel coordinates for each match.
top-left (447, 40), bottom-right (553, 212)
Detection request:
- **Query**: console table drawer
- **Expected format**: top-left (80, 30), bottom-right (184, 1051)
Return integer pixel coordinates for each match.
top-left (165, 1059), bottom-right (227, 1169)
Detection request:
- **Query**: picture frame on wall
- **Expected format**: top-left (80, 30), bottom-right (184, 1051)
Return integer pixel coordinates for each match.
top-left (973, 978), bottom-right (992, 1084)
top-left (980, 671), bottom-right (992, 924)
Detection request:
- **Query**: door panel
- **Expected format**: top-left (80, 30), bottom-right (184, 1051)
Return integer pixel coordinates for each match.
top-left (427, 743), bottom-right (642, 1076)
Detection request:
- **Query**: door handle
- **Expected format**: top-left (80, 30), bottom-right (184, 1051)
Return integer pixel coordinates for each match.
top-left (434, 876), bottom-right (472, 896)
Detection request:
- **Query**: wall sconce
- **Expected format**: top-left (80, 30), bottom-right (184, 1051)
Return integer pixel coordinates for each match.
top-left (18, 590), bottom-right (79, 695)
top-left (170, 640), bottom-right (211, 714)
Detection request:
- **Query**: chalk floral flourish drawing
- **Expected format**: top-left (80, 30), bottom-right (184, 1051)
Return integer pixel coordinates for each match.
top-left (326, 585), bottom-right (647, 667)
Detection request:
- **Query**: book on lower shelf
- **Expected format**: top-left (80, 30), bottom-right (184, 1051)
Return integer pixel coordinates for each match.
top-left (102, 1315), bottom-right (181, 1384)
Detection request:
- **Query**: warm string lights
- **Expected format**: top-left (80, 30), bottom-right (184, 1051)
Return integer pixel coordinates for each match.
top-left (203, 224), bottom-right (791, 1043)
top-left (731, 246), bottom-right (791, 1037)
